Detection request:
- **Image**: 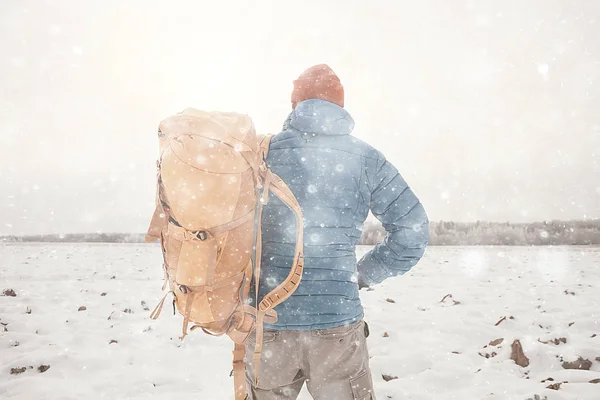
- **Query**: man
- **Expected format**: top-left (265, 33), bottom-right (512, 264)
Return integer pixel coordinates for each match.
top-left (246, 64), bottom-right (429, 400)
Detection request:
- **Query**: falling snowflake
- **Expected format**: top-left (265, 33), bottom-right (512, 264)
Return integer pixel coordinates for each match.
top-left (265, 276), bottom-right (277, 287)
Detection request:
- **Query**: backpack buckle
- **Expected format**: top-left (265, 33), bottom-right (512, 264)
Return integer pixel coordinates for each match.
top-left (259, 297), bottom-right (273, 312)
top-left (188, 230), bottom-right (208, 241)
top-left (178, 284), bottom-right (189, 294)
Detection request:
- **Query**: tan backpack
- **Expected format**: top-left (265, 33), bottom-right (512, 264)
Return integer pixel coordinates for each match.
top-left (144, 109), bottom-right (304, 400)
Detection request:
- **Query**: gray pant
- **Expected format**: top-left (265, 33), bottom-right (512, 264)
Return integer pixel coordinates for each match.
top-left (245, 320), bottom-right (375, 400)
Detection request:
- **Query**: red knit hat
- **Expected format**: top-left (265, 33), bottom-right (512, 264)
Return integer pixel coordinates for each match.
top-left (291, 64), bottom-right (344, 109)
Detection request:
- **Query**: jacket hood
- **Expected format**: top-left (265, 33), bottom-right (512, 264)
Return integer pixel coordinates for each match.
top-left (285, 99), bottom-right (355, 136)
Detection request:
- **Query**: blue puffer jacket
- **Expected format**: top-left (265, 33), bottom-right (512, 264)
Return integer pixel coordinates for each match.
top-left (251, 99), bottom-right (429, 330)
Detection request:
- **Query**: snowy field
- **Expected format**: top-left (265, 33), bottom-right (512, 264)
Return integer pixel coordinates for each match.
top-left (1, 243), bottom-right (599, 400)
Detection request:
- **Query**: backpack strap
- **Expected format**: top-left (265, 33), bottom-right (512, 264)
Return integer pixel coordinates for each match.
top-left (232, 342), bottom-right (247, 400)
top-left (229, 134), bottom-right (303, 399)
top-left (254, 170), bottom-right (305, 311)
top-left (252, 134), bottom-right (275, 310)
top-left (258, 134), bottom-right (273, 161)
top-left (251, 170), bottom-right (305, 387)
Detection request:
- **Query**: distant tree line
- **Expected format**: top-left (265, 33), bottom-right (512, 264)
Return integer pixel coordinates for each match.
top-left (0, 233), bottom-right (145, 243)
top-left (2, 220), bottom-right (600, 245)
top-left (360, 219), bottom-right (600, 246)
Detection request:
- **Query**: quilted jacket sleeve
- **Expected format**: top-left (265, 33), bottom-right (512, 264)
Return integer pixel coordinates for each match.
top-left (357, 152), bottom-right (430, 286)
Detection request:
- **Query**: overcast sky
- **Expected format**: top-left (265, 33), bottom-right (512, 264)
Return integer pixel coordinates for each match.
top-left (1, 0), bottom-right (599, 235)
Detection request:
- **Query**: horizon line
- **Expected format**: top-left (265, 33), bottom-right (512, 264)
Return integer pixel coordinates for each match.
top-left (2, 218), bottom-right (599, 238)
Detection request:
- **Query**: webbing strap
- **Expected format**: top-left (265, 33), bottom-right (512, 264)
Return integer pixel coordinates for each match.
top-left (253, 196), bottom-right (264, 332)
top-left (260, 171), bottom-right (272, 205)
top-left (227, 314), bottom-right (255, 343)
top-left (253, 310), bottom-right (266, 386)
top-left (233, 342), bottom-right (247, 400)
top-left (180, 291), bottom-right (198, 340)
top-left (227, 260), bottom-right (259, 400)
top-left (200, 326), bottom-right (226, 337)
top-left (210, 210), bottom-right (254, 236)
top-left (167, 210), bottom-right (253, 241)
top-left (242, 304), bottom-right (277, 324)
top-left (149, 291), bottom-right (171, 320)
top-left (258, 135), bottom-right (273, 161)
top-left (253, 134), bottom-right (274, 318)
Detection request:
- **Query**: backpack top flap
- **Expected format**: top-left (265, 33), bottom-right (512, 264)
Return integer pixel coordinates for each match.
top-left (158, 109), bottom-right (259, 173)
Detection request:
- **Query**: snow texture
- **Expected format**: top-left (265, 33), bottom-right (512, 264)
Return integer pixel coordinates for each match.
top-left (1, 244), bottom-right (599, 400)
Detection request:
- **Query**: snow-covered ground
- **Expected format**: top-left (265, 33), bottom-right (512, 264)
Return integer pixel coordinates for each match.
top-left (1, 243), bottom-right (599, 400)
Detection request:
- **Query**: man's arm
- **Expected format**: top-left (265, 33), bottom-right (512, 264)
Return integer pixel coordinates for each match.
top-left (357, 152), bottom-right (429, 287)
